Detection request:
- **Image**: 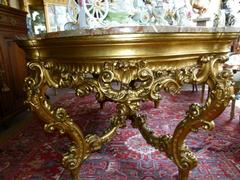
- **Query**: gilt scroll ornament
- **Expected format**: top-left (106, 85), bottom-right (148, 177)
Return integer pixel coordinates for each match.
top-left (23, 53), bottom-right (233, 180)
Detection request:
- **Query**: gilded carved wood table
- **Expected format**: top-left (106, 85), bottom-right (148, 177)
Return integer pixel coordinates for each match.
top-left (17, 26), bottom-right (240, 179)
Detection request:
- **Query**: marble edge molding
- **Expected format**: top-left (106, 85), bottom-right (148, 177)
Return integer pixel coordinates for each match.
top-left (16, 25), bottom-right (240, 40)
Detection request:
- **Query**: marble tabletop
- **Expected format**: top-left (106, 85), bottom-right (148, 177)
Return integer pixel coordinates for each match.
top-left (22, 26), bottom-right (240, 39)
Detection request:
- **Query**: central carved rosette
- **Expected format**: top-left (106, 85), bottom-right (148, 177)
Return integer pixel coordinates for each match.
top-left (98, 60), bottom-right (154, 102)
top-left (96, 60), bottom-right (196, 104)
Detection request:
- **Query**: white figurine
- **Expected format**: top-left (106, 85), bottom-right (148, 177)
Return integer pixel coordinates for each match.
top-left (66, 0), bottom-right (88, 28)
top-left (174, 0), bottom-right (194, 26)
top-left (190, 0), bottom-right (211, 18)
top-left (224, 0), bottom-right (240, 26)
top-left (105, 0), bottom-right (139, 26)
top-left (132, 0), bottom-right (152, 24)
top-left (151, 0), bottom-right (169, 25)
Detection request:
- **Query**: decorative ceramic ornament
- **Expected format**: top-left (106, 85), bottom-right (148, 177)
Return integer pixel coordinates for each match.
top-left (67, 0), bottom-right (79, 22)
top-left (83, 0), bottom-right (109, 21)
top-left (175, 6), bottom-right (193, 26)
top-left (222, 0), bottom-right (240, 26)
top-left (190, 0), bottom-right (211, 17)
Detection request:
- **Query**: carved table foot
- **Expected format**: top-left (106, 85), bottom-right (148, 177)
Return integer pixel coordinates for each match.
top-left (130, 55), bottom-right (234, 179)
top-left (24, 62), bottom-right (130, 180)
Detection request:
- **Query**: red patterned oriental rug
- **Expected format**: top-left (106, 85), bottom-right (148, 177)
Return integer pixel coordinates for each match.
top-left (0, 91), bottom-right (240, 180)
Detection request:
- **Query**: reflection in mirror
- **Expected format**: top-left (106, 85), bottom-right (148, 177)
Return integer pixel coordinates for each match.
top-left (23, 0), bottom-right (240, 34)
top-left (48, 5), bottom-right (68, 32)
top-left (29, 9), bottom-right (46, 35)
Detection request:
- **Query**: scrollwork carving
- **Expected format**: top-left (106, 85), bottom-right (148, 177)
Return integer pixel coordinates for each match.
top-left (23, 54), bottom-right (234, 180)
top-left (103, 60), bottom-right (147, 84)
top-left (28, 62), bottom-right (59, 88)
top-left (24, 62), bottom-right (89, 179)
top-left (130, 114), bottom-right (172, 155)
top-left (63, 144), bottom-right (81, 170)
top-left (170, 54), bottom-right (234, 178)
top-left (179, 144), bottom-right (197, 170)
top-left (44, 107), bottom-right (73, 135)
top-left (97, 60), bottom-right (153, 102)
top-left (97, 60), bottom-right (197, 106)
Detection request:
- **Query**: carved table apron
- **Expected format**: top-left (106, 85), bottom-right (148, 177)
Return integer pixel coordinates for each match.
top-left (17, 26), bottom-right (239, 179)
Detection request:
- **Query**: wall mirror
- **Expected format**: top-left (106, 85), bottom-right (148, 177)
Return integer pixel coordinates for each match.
top-left (43, 0), bottom-right (68, 32)
top-left (29, 6), bottom-right (47, 34)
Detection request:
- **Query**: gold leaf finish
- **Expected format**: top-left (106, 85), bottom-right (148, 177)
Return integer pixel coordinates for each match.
top-left (17, 31), bottom-right (238, 180)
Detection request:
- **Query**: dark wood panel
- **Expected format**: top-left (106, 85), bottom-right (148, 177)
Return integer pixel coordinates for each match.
top-left (0, 5), bottom-right (27, 123)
